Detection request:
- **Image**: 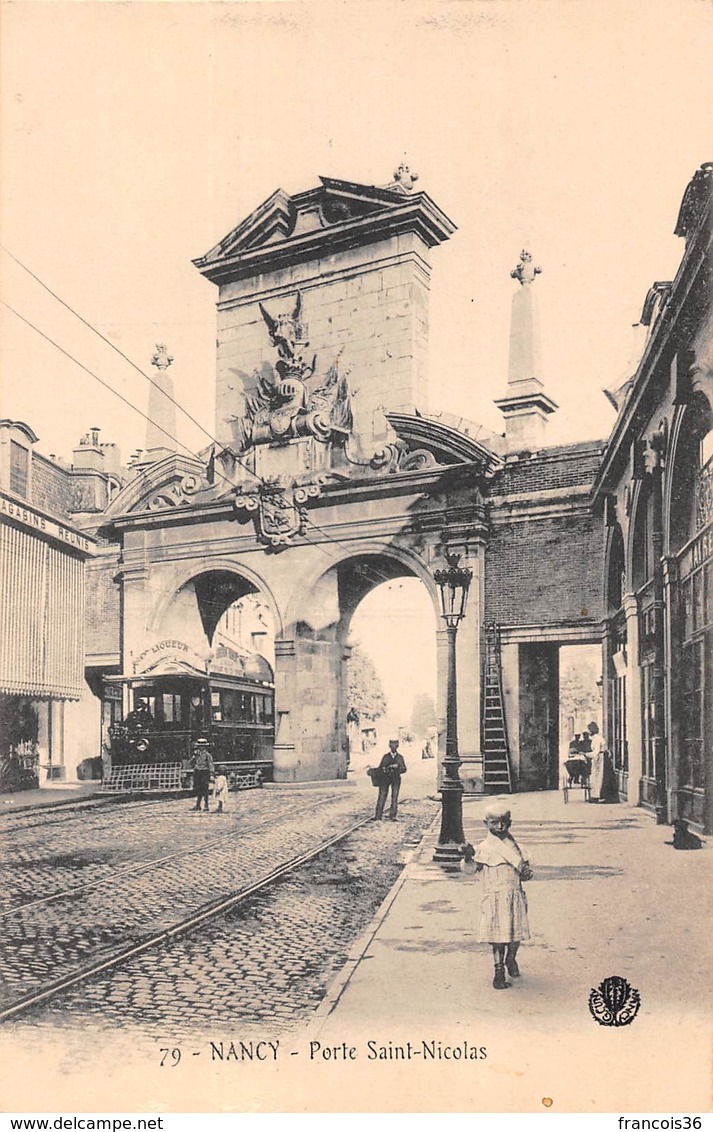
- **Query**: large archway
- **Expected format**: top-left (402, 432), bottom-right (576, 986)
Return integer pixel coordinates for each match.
top-left (348, 576), bottom-right (438, 760)
top-left (274, 550), bottom-right (446, 783)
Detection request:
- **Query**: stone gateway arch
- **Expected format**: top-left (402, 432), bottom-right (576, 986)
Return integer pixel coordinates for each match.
top-left (100, 168), bottom-right (606, 788)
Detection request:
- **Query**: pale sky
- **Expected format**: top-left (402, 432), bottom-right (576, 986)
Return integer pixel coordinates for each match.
top-left (2, 0), bottom-right (712, 466)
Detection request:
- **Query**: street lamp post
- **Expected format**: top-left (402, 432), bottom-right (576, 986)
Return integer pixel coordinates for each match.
top-left (432, 552), bottom-right (472, 871)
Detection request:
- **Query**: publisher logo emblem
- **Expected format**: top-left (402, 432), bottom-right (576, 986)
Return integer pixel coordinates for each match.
top-left (588, 976), bottom-right (641, 1027)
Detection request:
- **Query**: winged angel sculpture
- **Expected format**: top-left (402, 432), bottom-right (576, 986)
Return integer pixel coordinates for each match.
top-left (229, 293), bottom-right (353, 452)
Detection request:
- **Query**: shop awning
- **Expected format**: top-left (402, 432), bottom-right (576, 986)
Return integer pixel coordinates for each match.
top-left (0, 519), bottom-right (86, 699)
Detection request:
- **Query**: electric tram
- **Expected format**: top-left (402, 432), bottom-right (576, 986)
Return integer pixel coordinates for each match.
top-left (104, 643), bottom-right (274, 791)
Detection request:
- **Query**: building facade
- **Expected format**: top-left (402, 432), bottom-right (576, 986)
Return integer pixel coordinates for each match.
top-left (593, 162), bottom-right (712, 832)
top-left (0, 421), bottom-right (107, 785)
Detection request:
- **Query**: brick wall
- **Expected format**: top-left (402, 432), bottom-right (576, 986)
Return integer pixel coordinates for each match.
top-left (485, 511), bottom-right (605, 626)
top-left (85, 555), bottom-right (121, 660)
top-left (490, 442), bottom-right (604, 497)
top-left (31, 454), bottom-right (73, 519)
top-left (484, 440), bottom-right (606, 627)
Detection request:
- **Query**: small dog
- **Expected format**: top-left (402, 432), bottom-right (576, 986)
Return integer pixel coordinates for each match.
top-left (671, 819), bottom-right (703, 850)
top-left (461, 842), bottom-right (477, 874)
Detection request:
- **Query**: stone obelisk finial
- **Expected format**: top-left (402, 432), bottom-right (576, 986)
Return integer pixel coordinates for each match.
top-left (145, 343), bottom-right (178, 457)
top-left (510, 248), bottom-right (542, 287)
top-left (495, 251), bottom-right (557, 453)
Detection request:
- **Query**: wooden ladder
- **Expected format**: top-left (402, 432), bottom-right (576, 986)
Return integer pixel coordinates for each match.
top-left (481, 623), bottom-right (513, 793)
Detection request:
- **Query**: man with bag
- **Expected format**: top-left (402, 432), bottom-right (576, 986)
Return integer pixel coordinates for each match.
top-left (369, 739), bottom-right (407, 822)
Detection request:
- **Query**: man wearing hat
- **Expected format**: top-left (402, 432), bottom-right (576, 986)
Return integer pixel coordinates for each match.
top-left (191, 737), bottom-right (215, 812)
top-left (374, 739), bottom-right (407, 821)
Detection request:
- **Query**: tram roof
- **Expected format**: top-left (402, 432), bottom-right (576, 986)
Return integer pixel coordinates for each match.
top-left (103, 673), bottom-right (274, 690)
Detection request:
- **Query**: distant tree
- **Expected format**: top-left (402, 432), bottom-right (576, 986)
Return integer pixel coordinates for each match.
top-left (560, 659), bottom-right (600, 725)
top-left (346, 643), bottom-right (387, 722)
top-left (410, 692), bottom-right (436, 737)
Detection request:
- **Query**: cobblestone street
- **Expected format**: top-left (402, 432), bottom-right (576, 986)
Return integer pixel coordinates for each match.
top-left (0, 767), bottom-right (439, 1062)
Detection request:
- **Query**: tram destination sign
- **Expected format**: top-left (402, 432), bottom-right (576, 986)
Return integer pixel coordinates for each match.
top-left (133, 638), bottom-right (208, 674)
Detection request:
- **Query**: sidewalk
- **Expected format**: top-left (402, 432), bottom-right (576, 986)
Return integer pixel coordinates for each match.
top-left (0, 780), bottom-right (102, 813)
top-left (307, 790), bottom-right (712, 1112)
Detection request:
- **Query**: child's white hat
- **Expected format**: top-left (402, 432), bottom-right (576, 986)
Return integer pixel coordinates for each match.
top-left (483, 800), bottom-right (512, 819)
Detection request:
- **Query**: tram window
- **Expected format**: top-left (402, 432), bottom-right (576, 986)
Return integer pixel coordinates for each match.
top-left (211, 691), bottom-right (222, 722)
top-left (220, 690), bottom-right (234, 724)
top-left (162, 694), bottom-right (182, 724)
top-left (133, 694), bottom-right (156, 719)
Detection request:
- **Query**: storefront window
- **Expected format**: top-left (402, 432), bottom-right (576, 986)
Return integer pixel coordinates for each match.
top-left (679, 554), bottom-right (710, 791)
top-left (680, 637), bottom-right (704, 790)
top-left (610, 673), bottom-right (628, 772)
top-left (641, 663), bottom-right (657, 782)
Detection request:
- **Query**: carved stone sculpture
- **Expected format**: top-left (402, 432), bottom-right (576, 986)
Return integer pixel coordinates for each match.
top-left (510, 250), bottom-right (542, 286)
top-left (230, 292), bottom-right (353, 452)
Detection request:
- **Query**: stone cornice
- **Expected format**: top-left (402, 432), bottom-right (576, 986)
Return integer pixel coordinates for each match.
top-left (493, 391), bottom-right (559, 415)
top-left (489, 483), bottom-right (592, 506)
top-left (499, 622), bottom-right (604, 644)
top-left (102, 458), bottom-right (489, 538)
top-left (386, 412), bottom-right (503, 474)
top-left (489, 501), bottom-right (593, 523)
top-left (193, 188), bottom-right (456, 286)
top-left (488, 484), bottom-right (594, 523)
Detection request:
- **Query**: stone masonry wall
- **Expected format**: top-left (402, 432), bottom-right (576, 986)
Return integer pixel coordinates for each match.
top-left (213, 232), bottom-right (431, 451)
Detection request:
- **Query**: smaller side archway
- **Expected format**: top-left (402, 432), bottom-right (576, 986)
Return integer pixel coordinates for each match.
top-left (149, 559), bottom-right (284, 645)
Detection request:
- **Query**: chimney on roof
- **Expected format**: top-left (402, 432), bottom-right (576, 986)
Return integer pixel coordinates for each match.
top-left (73, 426), bottom-right (105, 471)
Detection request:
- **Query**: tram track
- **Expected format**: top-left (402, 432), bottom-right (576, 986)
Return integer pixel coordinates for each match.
top-left (0, 798), bottom-right (316, 919)
top-left (0, 812), bottom-right (373, 1024)
top-left (0, 794), bottom-right (176, 835)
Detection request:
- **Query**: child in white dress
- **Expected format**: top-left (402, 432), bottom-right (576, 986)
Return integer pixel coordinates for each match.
top-left (472, 801), bottom-right (533, 990)
top-left (213, 766), bottom-right (229, 813)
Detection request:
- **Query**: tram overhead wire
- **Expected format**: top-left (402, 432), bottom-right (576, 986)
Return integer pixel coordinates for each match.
top-left (1, 255), bottom-right (432, 596)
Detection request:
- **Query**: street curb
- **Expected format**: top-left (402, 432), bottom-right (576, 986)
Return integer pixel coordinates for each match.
top-left (305, 807), bottom-right (443, 1039)
top-left (0, 790), bottom-right (194, 816)
top-left (0, 790), bottom-right (106, 815)
top-left (263, 779), bottom-right (356, 792)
